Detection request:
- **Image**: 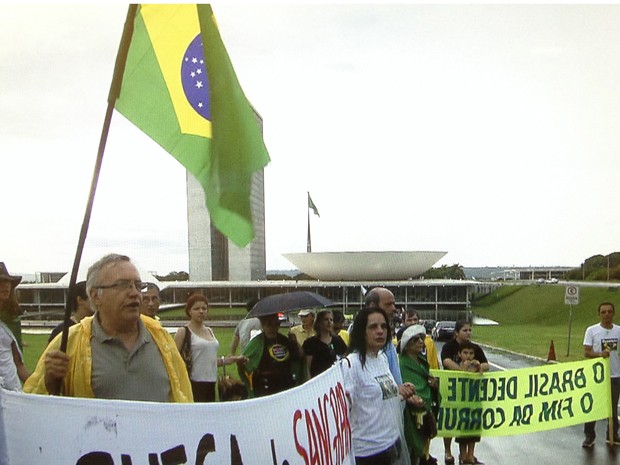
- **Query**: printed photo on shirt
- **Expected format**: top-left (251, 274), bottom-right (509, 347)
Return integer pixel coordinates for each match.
top-left (375, 374), bottom-right (398, 399)
top-left (602, 338), bottom-right (618, 352)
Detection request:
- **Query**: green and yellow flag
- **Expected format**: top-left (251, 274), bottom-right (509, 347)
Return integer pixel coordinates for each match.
top-left (308, 192), bottom-right (320, 217)
top-left (115, 4), bottom-right (270, 247)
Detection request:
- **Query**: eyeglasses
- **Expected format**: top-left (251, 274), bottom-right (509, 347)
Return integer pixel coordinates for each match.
top-left (95, 280), bottom-right (147, 292)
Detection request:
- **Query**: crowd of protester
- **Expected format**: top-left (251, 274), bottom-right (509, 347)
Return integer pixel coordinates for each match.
top-left (2, 255), bottom-right (618, 464)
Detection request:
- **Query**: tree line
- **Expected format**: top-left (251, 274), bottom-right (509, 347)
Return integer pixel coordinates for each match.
top-left (565, 252), bottom-right (620, 281)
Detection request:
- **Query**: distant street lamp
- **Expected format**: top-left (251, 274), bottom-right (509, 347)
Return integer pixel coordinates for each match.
top-left (582, 262), bottom-right (585, 281)
top-left (608, 255), bottom-right (610, 281)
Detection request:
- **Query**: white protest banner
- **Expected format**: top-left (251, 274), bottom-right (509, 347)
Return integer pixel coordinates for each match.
top-left (0, 365), bottom-right (352, 465)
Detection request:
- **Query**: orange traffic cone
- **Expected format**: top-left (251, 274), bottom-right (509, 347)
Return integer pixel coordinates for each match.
top-left (547, 340), bottom-right (556, 361)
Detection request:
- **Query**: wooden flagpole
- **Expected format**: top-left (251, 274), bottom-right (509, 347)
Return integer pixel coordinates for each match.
top-left (53, 4), bottom-right (138, 394)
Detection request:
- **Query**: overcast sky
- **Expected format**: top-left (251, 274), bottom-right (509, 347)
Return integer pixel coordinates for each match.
top-left (2, 3), bottom-right (620, 276)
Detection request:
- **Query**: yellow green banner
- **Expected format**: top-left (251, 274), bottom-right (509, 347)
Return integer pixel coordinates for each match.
top-left (430, 358), bottom-right (611, 437)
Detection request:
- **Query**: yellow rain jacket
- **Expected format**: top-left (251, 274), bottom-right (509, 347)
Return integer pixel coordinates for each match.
top-left (24, 314), bottom-right (192, 402)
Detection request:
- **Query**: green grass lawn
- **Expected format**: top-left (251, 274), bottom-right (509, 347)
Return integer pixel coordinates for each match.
top-left (22, 334), bottom-right (50, 371)
top-left (472, 284), bottom-right (618, 362)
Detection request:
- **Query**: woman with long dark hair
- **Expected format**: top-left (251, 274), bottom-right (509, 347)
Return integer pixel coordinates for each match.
top-left (343, 307), bottom-right (422, 465)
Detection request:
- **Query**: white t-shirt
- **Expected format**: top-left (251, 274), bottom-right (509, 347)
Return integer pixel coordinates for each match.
top-left (342, 350), bottom-right (403, 458)
top-left (0, 321), bottom-right (21, 391)
top-left (583, 322), bottom-right (620, 378)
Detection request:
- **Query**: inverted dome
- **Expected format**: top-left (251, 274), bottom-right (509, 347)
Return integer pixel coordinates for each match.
top-left (282, 251), bottom-right (447, 281)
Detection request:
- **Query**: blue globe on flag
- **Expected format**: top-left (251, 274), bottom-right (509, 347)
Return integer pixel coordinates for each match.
top-left (181, 34), bottom-right (211, 121)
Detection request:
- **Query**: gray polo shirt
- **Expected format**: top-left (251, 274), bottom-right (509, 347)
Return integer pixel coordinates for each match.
top-left (91, 314), bottom-right (170, 402)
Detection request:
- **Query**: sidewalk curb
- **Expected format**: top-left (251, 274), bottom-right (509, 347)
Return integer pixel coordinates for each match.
top-left (477, 342), bottom-right (559, 364)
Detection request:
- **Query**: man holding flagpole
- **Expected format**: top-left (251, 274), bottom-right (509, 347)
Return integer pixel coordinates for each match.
top-left (52, 3), bottom-right (270, 368)
top-left (25, 254), bottom-right (192, 402)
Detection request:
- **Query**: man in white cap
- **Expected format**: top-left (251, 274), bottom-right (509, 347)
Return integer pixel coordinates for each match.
top-left (289, 309), bottom-right (316, 349)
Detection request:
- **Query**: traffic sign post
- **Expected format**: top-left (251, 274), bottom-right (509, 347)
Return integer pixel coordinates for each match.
top-left (564, 285), bottom-right (580, 356)
top-left (564, 285), bottom-right (579, 305)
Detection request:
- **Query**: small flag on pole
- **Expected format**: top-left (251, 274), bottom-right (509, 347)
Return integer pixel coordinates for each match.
top-left (114, 4), bottom-right (270, 247)
top-left (308, 192), bottom-right (320, 217)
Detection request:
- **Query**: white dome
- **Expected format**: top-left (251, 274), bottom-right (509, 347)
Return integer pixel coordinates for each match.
top-left (282, 251), bottom-right (447, 281)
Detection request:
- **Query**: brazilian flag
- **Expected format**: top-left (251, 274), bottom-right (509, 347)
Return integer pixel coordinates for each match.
top-left (115, 4), bottom-right (270, 247)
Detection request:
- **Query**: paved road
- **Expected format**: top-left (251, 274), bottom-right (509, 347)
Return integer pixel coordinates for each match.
top-left (429, 341), bottom-right (619, 465)
top-left (428, 425), bottom-right (619, 465)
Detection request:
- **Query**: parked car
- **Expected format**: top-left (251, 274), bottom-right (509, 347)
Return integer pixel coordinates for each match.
top-left (422, 319), bottom-right (436, 334)
top-left (432, 320), bottom-right (456, 341)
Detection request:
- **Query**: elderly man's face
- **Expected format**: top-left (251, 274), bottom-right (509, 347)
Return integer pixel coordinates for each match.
top-left (91, 261), bottom-right (143, 331)
top-left (377, 289), bottom-right (396, 318)
top-left (141, 287), bottom-right (160, 318)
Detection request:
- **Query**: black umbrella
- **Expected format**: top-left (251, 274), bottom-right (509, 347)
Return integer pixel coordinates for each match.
top-left (248, 291), bottom-right (333, 318)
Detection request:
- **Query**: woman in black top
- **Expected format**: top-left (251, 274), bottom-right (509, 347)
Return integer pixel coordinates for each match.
top-left (302, 310), bottom-right (347, 378)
